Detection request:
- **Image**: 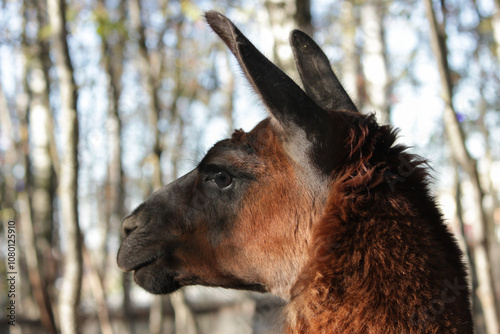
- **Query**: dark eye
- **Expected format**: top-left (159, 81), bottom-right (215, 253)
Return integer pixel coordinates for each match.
top-left (214, 171), bottom-right (232, 188)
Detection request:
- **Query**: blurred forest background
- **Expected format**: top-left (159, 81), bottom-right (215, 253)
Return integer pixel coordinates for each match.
top-left (0, 0), bottom-right (499, 333)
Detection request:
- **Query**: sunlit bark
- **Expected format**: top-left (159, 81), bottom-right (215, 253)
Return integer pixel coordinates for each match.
top-left (360, 0), bottom-right (391, 123)
top-left (92, 1), bottom-right (129, 333)
top-left (425, 1), bottom-right (499, 333)
top-left (264, 0), bottom-right (312, 77)
top-left (128, 0), bottom-right (165, 332)
top-left (129, 0), bottom-right (162, 190)
top-left (31, 0), bottom-right (57, 265)
top-left (18, 2), bottom-right (58, 333)
top-left (340, 1), bottom-right (362, 108)
top-left (47, 0), bottom-right (82, 332)
top-left (493, 0), bottom-right (500, 63)
top-left (83, 245), bottom-right (114, 334)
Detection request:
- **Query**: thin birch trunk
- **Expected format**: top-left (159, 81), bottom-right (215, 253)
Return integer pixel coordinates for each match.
top-left (360, 0), bottom-right (391, 124)
top-left (0, 72), bottom-right (14, 208)
top-left (455, 164), bottom-right (488, 332)
top-left (34, 0), bottom-right (60, 301)
top-left (17, 80), bottom-right (59, 334)
top-left (477, 67), bottom-right (500, 324)
top-left (129, 0), bottom-right (162, 190)
top-left (169, 19), bottom-right (185, 181)
top-left (340, 1), bottom-right (362, 108)
top-left (263, 0), bottom-right (312, 77)
top-left (83, 245), bottom-right (114, 334)
top-left (471, 0), bottom-right (500, 249)
top-left (96, 0), bottom-right (124, 275)
top-left (18, 2), bottom-right (58, 332)
top-left (96, 1), bottom-right (133, 333)
top-left (165, 17), bottom-right (200, 334)
top-left (295, 0), bottom-right (313, 35)
top-left (48, 0), bottom-right (82, 333)
top-left (35, 0), bottom-right (61, 178)
top-left (425, 1), bottom-right (499, 333)
top-left (148, 296), bottom-right (165, 334)
top-left (170, 292), bottom-right (197, 334)
top-left (108, 1), bottom-right (136, 331)
top-left (129, 0), bottom-right (165, 332)
top-left (492, 0), bottom-right (500, 63)
top-left (477, 69), bottom-right (499, 248)
top-left (32, 0), bottom-right (57, 252)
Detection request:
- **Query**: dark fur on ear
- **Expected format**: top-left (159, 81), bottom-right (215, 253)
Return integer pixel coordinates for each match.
top-left (205, 11), bottom-right (327, 137)
top-left (290, 30), bottom-right (358, 112)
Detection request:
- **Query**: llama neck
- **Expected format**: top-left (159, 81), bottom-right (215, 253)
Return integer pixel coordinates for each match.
top-left (282, 178), bottom-right (473, 333)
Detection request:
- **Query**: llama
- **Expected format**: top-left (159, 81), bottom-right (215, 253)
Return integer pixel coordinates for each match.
top-left (117, 11), bottom-right (474, 333)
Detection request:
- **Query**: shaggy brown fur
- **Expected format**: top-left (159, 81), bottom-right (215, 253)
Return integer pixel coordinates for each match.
top-left (285, 114), bottom-right (472, 333)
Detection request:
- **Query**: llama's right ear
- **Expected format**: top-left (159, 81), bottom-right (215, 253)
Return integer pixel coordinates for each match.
top-left (205, 11), bottom-right (327, 136)
top-left (290, 30), bottom-right (358, 112)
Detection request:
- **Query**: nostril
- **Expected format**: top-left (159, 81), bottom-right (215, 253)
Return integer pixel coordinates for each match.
top-left (121, 216), bottom-right (139, 239)
top-left (124, 226), bottom-right (137, 237)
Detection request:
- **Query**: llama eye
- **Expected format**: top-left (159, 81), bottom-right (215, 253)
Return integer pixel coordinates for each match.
top-left (214, 171), bottom-right (232, 188)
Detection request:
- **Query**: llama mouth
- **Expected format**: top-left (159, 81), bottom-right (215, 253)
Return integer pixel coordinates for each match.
top-left (118, 252), bottom-right (164, 273)
top-left (130, 258), bottom-right (156, 272)
top-left (131, 253), bottom-right (164, 272)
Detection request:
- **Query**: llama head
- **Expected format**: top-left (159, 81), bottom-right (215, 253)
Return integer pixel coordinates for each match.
top-left (117, 11), bottom-right (365, 299)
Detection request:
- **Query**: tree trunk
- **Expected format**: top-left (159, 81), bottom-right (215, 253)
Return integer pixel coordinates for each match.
top-left (492, 0), bottom-right (500, 63)
top-left (31, 0), bottom-right (57, 262)
top-left (96, 0), bottom-right (122, 276)
top-left (48, 0), bottom-right (83, 333)
top-left (340, 1), bottom-right (363, 108)
top-left (169, 292), bottom-right (197, 334)
top-left (18, 2), bottom-right (58, 332)
top-left (33, 0), bottom-right (60, 305)
top-left (295, 0), bottom-right (313, 35)
top-left (129, 0), bottom-right (166, 332)
top-left (83, 245), bottom-right (114, 334)
top-left (17, 78), bottom-right (59, 334)
top-left (0, 73), bottom-right (15, 214)
top-left (96, 1), bottom-right (133, 333)
top-left (476, 61), bottom-right (500, 248)
top-left (129, 0), bottom-right (162, 190)
top-left (360, 0), bottom-right (391, 123)
top-left (476, 61), bottom-right (500, 326)
top-left (425, 1), bottom-right (499, 333)
top-left (263, 0), bottom-right (312, 77)
top-left (168, 19), bottom-right (186, 181)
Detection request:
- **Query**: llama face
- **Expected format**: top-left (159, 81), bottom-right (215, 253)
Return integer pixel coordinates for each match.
top-left (117, 11), bottom-right (356, 298)
top-left (117, 118), bottom-right (325, 297)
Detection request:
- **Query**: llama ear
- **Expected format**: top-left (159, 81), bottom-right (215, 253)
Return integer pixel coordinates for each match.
top-left (290, 30), bottom-right (358, 112)
top-left (205, 11), bottom-right (325, 134)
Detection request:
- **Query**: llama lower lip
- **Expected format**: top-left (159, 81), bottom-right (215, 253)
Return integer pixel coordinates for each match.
top-left (132, 260), bottom-right (181, 294)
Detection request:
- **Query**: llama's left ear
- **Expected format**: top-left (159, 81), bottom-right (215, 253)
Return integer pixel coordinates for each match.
top-left (290, 30), bottom-right (358, 112)
top-left (205, 11), bottom-right (327, 136)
